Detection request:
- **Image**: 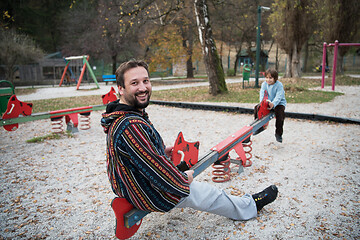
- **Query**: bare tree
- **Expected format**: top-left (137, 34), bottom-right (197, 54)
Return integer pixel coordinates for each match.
top-left (194, 0), bottom-right (227, 95)
top-left (317, 0), bottom-right (360, 74)
top-left (0, 28), bottom-right (43, 83)
top-left (60, 0), bottom-right (153, 73)
top-left (142, 0), bottom-right (200, 78)
top-left (209, 0), bottom-right (272, 75)
top-left (268, 0), bottom-right (315, 77)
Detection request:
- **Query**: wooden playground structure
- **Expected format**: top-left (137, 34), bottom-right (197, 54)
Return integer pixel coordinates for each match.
top-left (59, 55), bottom-right (100, 90)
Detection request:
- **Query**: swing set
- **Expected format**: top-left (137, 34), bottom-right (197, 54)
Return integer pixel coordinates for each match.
top-left (321, 40), bottom-right (360, 90)
top-left (59, 55), bottom-right (100, 90)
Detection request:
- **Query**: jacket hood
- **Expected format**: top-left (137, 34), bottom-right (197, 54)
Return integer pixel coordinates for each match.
top-left (105, 99), bottom-right (143, 113)
top-left (101, 100), bottom-right (145, 133)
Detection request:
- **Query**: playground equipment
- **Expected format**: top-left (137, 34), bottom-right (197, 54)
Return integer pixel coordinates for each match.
top-left (59, 55), bottom-right (100, 90)
top-left (0, 88), bottom-right (117, 132)
top-left (0, 80), bottom-right (15, 115)
top-left (101, 87), bottom-right (117, 104)
top-left (49, 106), bottom-right (93, 133)
top-left (110, 98), bottom-right (274, 239)
top-left (1, 95), bottom-right (33, 131)
top-left (321, 41), bottom-right (360, 90)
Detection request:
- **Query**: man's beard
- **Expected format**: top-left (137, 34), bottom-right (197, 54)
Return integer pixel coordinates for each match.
top-left (125, 91), bottom-right (151, 109)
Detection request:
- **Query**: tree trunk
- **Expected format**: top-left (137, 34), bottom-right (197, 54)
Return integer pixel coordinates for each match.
top-left (284, 53), bottom-right (292, 78)
top-left (284, 43), bottom-right (302, 78)
top-left (233, 56), bottom-right (239, 76)
top-left (194, 0), bottom-right (227, 96)
top-left (112, 54), bottom-right (117, 74)
top-left (183, 38), bottom-right (194, 78)
top-left (275, 44), bottom-right (279, 71)
top-left (233, 48), bottom-right (242, 76)
top-left (186, 55), bottom-right (194, 78)
top-left (291, 42), bottom-right (301, 78)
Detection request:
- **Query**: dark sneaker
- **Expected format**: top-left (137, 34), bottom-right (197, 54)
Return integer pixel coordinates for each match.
top-left (275, 134), bottom-right (282, 143)
top-left (252, 185), bottom-right (278, 211)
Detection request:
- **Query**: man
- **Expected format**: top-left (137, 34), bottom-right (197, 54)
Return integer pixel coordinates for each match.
top-left (101, 59), bottom-right (278, 220)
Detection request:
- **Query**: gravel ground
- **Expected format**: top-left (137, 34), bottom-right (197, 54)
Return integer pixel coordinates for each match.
top-left (0, 84), bottom-right (359, 240)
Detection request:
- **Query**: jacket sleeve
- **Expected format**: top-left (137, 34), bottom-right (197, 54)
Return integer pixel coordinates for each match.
top-left (120, 121), bottom-right (190, 197)
top-left (272, 82), bottom-right (285, 107)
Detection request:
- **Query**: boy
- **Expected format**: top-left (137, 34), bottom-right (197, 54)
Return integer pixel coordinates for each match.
top-left (254, 68), bottom-right (286, 143)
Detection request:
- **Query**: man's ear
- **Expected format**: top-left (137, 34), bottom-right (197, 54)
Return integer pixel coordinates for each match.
top-left (118, 86), bottom-right (124, 96)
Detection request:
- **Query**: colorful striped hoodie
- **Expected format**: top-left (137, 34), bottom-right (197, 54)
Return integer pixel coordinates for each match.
top-left (101, 100), bottom-right (190, 212)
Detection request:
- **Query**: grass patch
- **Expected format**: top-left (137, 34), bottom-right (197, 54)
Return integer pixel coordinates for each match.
top-left (15, 88), bottom-right (37, 95)
top-left (31, 95), bottom-right (103, 113)
top-left (151, 77), bottom-right (346, 104)
top-left (26, 131), bottom-right (74, 143)
top-left (152, 83), bottom-right (260, 103)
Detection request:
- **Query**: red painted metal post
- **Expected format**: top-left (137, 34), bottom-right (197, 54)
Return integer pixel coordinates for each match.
top-left (321, 42), bottom-right (327, 89)
top-left (76, 56), bottom-right (89, 90)
top-left (332, 40), bottom-right (339, 91)
top-left (59, 61), bottom-right (70, 87)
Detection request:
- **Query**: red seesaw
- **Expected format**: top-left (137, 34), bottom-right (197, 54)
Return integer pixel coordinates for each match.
top-left (0, 87), bottom-right (118, 132)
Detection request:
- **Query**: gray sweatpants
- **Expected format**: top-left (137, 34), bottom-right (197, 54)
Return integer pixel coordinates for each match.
top-left (176, 180), bottom-right (257, 220)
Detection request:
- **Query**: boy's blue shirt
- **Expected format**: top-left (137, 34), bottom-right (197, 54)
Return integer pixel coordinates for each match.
top-left (260, 81), bottom-right (287, 107)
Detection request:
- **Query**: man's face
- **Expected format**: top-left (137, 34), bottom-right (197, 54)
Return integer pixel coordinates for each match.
top-left (118, 66), bottom-right (152, 110)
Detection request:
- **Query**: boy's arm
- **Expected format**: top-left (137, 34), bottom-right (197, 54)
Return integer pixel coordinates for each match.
top-left (271, 82), bottom-right (285, 107)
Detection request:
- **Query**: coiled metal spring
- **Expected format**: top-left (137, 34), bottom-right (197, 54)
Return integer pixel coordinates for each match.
top-left (212, 155), bottom-right (231, 183)
top-left (51, 117), bottom-right (64, 133)
top-left (79, 112), bottom-right (91, 130)
top-left (241, 140), bottom-right (253, 167)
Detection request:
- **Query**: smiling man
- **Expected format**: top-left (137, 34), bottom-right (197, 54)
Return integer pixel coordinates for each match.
top-left (101, 59), bottom-right (278, 221)
top-left (117, 62), bottom-right (151, 110)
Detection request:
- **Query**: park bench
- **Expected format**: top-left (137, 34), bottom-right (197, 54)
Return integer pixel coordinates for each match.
top-left (102, 75), bottom-right (116, 85)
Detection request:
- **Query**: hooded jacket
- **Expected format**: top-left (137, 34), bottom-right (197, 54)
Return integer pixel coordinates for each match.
top-left (260, 81), bottom-right (287, 108)
top-left (101, 100), bottom-right (190, 212)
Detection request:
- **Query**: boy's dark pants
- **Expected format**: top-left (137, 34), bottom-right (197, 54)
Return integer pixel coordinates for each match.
top-left (254, 104), bottom-right (285, 137)
top-left (274, 105), bottom-right (285, 137)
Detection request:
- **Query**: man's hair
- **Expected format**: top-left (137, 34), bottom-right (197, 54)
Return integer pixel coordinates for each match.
top-left (265, 68), bottom-right (278, 81)
top-left (115, 59), bottom-right (149, 87)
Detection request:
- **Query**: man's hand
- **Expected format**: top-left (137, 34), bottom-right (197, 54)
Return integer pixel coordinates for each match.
top-left (184, 170), bottom-right (194, 184)
top-left (165, 146), bottom-right (173, 158)
top-left (267, 100), bottom-right (274, 110)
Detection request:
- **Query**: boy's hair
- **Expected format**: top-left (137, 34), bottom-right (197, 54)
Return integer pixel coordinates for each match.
top-left (265, 68), bottom-right (278, 81)
top-left (115, 59), bottom-right (149, 88)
